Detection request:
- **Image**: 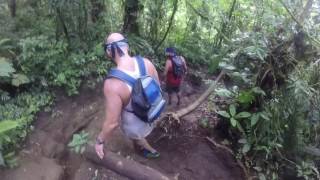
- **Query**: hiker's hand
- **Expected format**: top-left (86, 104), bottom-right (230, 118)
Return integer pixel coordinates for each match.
top-left (95, 143), bottom-right (104, 159)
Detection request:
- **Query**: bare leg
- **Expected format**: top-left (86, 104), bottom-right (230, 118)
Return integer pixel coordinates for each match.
top-left (133, 138), bottom-right (157, 153)
top-left (168, 93), bottom-right (172, 105)
top-left (177, 92), bottom-right (181, 106)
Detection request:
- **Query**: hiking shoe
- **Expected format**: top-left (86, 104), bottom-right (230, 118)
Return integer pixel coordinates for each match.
top-left (142, 149), bottom-right (160, 159)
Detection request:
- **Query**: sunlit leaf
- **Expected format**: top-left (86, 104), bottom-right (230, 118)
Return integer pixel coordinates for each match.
top-left (237, 91), bottom-right (255, 104)
top-left (219, 62), bottom-right (236, 70)
top-left (0, 120), bottom-right (19, 134)
top-left (259, 112), bottom-right (270, 121)
top-left (230, 117), bottom-right (237, 127)
top-left (229, 104), bottom-right (236, 117)
top-left (235, 112), bottom-right (251, 119)
top-left (242, 144), bottom-right (251, 154)
top-left (252, 87), bottom-right (266, 96)
top-left (250, 113), bottom-right (259, 126)
top-left (215, 88), bottom-right (233, 98)
top-left (0, 58), bottom-right (15, 77)
top-left (11, 74), bottom-right (30, 87)
top-left (217, 111), bottom-right (231, 118)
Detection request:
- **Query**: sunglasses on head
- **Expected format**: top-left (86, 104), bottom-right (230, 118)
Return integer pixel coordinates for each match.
top-left (103, 39), bottom-right (128, 53)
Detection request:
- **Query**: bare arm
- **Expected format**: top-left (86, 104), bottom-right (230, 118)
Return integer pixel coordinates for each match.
top-left (163, 60), bottom-right (171, 79)
top-left (97, 80), bottom-right (122, 142)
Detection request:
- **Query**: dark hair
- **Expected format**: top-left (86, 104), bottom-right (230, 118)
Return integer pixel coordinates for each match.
top-left (165, 47), bottom-right (176, 56)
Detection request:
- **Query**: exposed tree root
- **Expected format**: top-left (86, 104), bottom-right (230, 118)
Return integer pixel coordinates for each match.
top-left (84, 146), bottom-right (173, 180)
top-left (205, 137), bottom-right (249, 180)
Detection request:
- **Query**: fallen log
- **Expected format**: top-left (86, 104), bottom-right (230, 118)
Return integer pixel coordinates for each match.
top-left (175, 71), bottom-right (225, 118)
top-left (84, 145), bottom-right (172, 180)
top-left (158, 71), bottom-right (224, 130)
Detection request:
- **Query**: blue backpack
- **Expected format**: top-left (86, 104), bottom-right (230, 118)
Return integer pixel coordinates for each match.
top-left (107, 56), bottom-right (166, 123)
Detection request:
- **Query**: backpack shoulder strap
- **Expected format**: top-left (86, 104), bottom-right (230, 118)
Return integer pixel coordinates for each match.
top-left (107, 68), bottom-right (135, 87)
top-left (135, 55), bottom-right (146, 76)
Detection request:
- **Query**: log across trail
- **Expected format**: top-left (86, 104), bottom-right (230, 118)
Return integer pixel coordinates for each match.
top-left (84, 71), bottom-right (225, 180)
top-left (85, 146), bottom-right (173, 180)
top-left (160, 71), bottom-right (224, 122)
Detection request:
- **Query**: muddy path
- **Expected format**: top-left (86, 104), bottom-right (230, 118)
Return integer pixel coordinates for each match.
top-left (1, 73), bottom-right (244, 180)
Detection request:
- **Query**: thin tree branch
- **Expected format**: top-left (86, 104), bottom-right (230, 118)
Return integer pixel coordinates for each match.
top-left (154, 0), bottom-right (178, 51)
top-left (278, 0), bottom-right (320, 46)
top-left (185, 1), bottom-right (209, 21)
top-left (299, 0), bottom-right (313, 24)
top-left (56, 7), bottom-right (71, 47)
top-left (215, 0), bottom-right (237, 48)
top-left (278, 0), bottom-right (302, 26)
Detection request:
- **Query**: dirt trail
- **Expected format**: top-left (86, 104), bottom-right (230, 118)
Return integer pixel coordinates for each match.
top-left (1, 75), bottom-right (244, 180)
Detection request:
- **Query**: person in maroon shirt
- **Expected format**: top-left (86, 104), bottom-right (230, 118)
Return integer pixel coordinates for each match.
top-left (163, 47), bottom-right (187, 106)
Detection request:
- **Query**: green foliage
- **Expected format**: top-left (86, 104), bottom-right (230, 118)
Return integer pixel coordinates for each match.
top-left (0, 91), bottom-right (52, 167)
top-left (216, 46), bottom-right (320, 180)
top-left (2, 152), bottom-right (18, 168)
top-left (199, 117), bottom-right (209, 129)
top-left (0, 120), bottom-right (19, 134)
top-left (217, 104), bottom-right (251, 130)
top-left (296, 161), bottom-right (320, 180)
top-left (0, 0), bottom-right (319, 178)
top-left (19, 35), bottom-right (108, 95)
top-left (68, 131), bottom-right (89, 154)
top-left (0, 57), bottom-right (15, 77)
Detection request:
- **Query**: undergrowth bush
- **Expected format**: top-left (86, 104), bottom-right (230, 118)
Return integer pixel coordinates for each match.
top-left (0, 91), bottom-right (52, 167)
top-left (216, 28), bottom-right (320, 178)
top-left (19, 35), bottom-right (110, 95)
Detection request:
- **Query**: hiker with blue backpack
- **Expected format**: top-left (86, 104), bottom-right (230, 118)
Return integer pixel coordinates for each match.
top-left (163, 47), bottom-right (187, 106)
top-left (95, 33), bottom-right (166, 159)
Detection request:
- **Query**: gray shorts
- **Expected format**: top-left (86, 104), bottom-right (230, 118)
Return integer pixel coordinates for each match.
top-left (120, 111), bottom-right (155, 140)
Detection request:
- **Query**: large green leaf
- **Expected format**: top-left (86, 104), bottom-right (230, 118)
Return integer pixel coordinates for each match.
top-left (11, 74), bottom-right (30, 87)
top-left (242, 143), bottom-right (251, 154)
top-left (0, 58), bottom-right (15, 77)
top-left (252, 87), bottom-right (266, 96)
top-left (229, 104), bottom-right (236, 117)
top-left (250, 113), bottom-right (259, 126)
top-left (235, 112), bottom-right (251, 119)
top-left (215, 88), bottom-right (233, 98)
top-left (230, 117), bottom-right (237, 127)
top-left (217, 111), bottom-right (231, 118)
top-left (0, 120), bottom-right (19, 134)
top-left (218, 62), bottom-right (236, 71)
top-left (237, 90), bottom-right (255, 104)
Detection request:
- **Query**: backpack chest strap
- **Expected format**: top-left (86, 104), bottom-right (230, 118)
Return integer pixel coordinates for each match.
top-left (136, 55), bottom-right (146, 76)
top-left (106, 55), bottom-right (146, 87)
top-left (107, 68), bottom-right (135, 87)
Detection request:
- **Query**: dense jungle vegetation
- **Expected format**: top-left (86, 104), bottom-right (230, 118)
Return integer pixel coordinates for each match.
top-left (0, 0), bottom-right (320, 179)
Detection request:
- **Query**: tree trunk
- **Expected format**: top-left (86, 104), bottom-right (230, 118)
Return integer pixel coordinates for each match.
top-left (122, 0), bottom-right (141, 35)
top-left (90, 0), bottom-right (105, 23)
top-left (56, 7), bottom-right (71, 47)
top-left (8, 0), bottom-right (16, 17)
top-left (84, 146), bottom-right (172, 180)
